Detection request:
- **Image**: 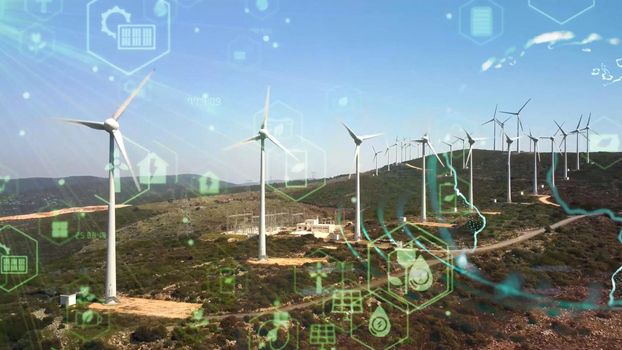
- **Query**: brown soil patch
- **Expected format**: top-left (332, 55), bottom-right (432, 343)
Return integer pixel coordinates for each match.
top-left (88, 297), bottom-right (201, 319)
top-left (537, 195), bottom-right (560, 207)
top-left (411, 221), bottom-right (456, 228)
top-left (0, 205), bottom-right (130, 222)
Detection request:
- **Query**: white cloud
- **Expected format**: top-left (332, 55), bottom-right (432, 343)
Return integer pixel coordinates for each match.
top-left (524, 31), bottom-right (574, 49)
top-left (481, 57), bottom-right (496, 72)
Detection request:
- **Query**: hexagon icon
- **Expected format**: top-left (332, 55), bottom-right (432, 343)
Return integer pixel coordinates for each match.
top-left (228, 35), bottom-right (262, 70)
top-left (20, 24), bottom-right (56, 62)
top-left (459, 0), bottom-right (504, 45)
top-left (586, 115), bottom-right (622, 170)
top-left (244, 0), bottom-right (280, 20)
top-left (87, 0), bottom-right (171, 75)
top-left (350, 289), bottom-right (410, 350)
top-left (367, 222), bottom-right (454, 314)
top-left (0, 225), bottom-right (39, 293)
top-left (37, 200), bottom-right (83, 246)
top-left (24, 0), bottom-right (64, 21)
top-left (529, 0), bottom-right (595, 25)
top-left (248, 306), bottom-right (300, 350)
top-left (253, 99), bottom-right (303, 143)
top-left (266, 136), bottom-right (328, 202)
top-left (293, 249), bottom-right (358, 298)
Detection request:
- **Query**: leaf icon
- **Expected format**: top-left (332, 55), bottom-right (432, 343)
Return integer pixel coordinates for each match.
top-left (82, 310), bottom-right (94, 324)
top-left (443, 194), bottom-right (456, 202)
top-left (388, 276), bottom-right (402, 286)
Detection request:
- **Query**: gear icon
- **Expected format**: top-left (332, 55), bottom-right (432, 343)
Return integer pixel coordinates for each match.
top-left (101, 6), bottom-right (131, 39)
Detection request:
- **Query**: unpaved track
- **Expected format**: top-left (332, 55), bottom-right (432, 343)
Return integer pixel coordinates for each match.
top-left (0, 205), bottom-right (130, 222)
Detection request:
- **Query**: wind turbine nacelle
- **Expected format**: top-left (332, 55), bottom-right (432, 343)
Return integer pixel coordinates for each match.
top-left (104, 118), bottom-right (120, 132)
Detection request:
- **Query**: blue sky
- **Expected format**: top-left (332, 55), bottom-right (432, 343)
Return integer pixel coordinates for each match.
top-left (0, 0), bottom-right (621, 184)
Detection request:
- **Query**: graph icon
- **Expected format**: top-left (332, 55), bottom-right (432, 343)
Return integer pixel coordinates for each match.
top-left (470, 6), bottom-right (493, 37)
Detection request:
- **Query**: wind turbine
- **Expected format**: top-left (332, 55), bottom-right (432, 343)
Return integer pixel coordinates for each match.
top-left (453, 136), bottom-right (466, 169)
top-left (61, 70), bottom-right (152, 304)
top-left (496, 116), bottom-right (512, 152)
top-left (342, 123), bottom-right (382, 241)
top-left (504, 133), bottom-right (520, 203)
top-left (554, 120), bottom-right (569, 180)
top-left (413, 135), bottom-right (445, 221)
top-left (384, 145), bottom-right (391, 172)
top-left (570, 115), bottom-right (583, 171)
top-left (525, 130), bottom-right (541, 195)
top-left (580, 113), bottom-right (597, 165)
top-left (482, 104), bottom-right (499, 151)
top-left (464, 131), bottom-right (486, 209)
top-left (392, 137), bottom-right (399, 166)
top-left (229, 87), bottom-right (296, 260)
top-left (442, 139), bottom-right (459, 171)
top-left (500, 98), bottom-right (531, 153)
top-left (372, 145), bottom-right (383, 176)
top-left (540, 130), bottom-right (559, 187)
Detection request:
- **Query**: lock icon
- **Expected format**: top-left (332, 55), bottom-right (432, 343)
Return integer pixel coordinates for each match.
top-left (199, 172), bottom-right (220, 195)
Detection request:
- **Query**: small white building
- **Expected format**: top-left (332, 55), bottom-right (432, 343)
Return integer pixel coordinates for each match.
top-left (292, 218), bottom-right (339, 239)
top-left (60, 294), bottom-right (76, 307)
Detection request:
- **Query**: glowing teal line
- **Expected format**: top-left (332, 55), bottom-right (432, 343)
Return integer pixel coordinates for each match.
top-left (546, 156), bottom-right (622, 307)
top-left (443, 153), bottom-right (487, 251)
top-left (376, 205), bottom-right (397, 245)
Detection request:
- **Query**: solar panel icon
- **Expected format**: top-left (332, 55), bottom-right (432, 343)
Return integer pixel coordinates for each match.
top-left (331, 289), bottom-right (363, 315)
top-left (1, 255), bottom-right (28, 274)
top-left (309, 324), bottom-right (336, 350)
top-left (470, 6), bottom-right (493, 38)
top-left (117, 24), bottom-right (156, 50)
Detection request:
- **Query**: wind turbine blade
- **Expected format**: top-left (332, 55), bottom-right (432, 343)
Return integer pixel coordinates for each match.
top-left (576, 115), bottom-right (583, 131)
top-left (404, 163), bottom-right (422, 171)
top-left (261, 86), bottom-right (271, 129)
top-left (360, 133), bottom-right (383, 141)
top-left (499, 111), bottom-right (517, 115)
top-left (225, 135), bottom-right (261, 150)
top-left (518, 98), bottom-right (531, 114)
top-left (265, 132), bottom-right (298, 160)
top-left (60, 119), bottom-right (105, 130)
top-left (518, 118), bottom-right (524, 131)
top-left (554, 120), bottom-right (565, 135)
top-left (112, 130), bottom-right (140, 191)
top-left (341, 122), bottom-right (360, 142)
top-left (586, 113), bottom-right (591, 127)
top-left (493, 104), bottom-right (498, 119)
top-left (372, 145), bottom-right (377, 154)
top-left (482, 118), bottom-right (495, 126)
top-left (427, 142), bottom-right (445, 167)
top-left (112, 69), bottom-right (154, 121)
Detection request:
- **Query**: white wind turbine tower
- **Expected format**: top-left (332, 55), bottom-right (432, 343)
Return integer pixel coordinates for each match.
top-left (372, 145), bottom-right (383, 176)
top-left (503, 133), bottom-right (520, 203)
top-left (61, 70), bottom-right (152, 304)
top-left (525, 130), bottom-right (541, 195)
top-left (384, 145), bottom-right (391, 172)
top-left (496, 116), bottom-right (512, 152)
top-left (342, 123), bottom-right (382, 241)
top-left (500, 98), bottom-right (531, 153)
top-left (392, 137), bottom-right (399, 166)
top-left (540, 130), bottom-right (559, 187)
top-left (580, 113), bottom-right (597, 165)
top-left (464, 131), bottom-right (486, 209)
top-left (229, 87), bottom-right (296, 260)
top-left (482, 104), bottom-right (499, 151)
top-left (413, 134), bottom-right (445, 222)
top-left (442, 139), bottom-right (459, 171)
top-left (570, 115), bottom-right (583, 171)
top-left (554, 120), bottom-right (569, 180)
top-left (453, 136), bottom-right (466, 169)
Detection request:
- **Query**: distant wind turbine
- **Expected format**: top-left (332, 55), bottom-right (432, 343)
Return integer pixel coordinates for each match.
top-left (453, 136), bottom-right (466, 169)
top-left (554, 120), bottom-right (569, 180)
top-left (570, 114), bottom-right (583, 171)
top-left (525, 130), bottom-right (541, 195)
top-left (482, 104), bottom-right (499, 151)
top-left (442, 140), bottom-right (458, 171)
top-left (342, 123), bottom-right (382, 241)
top-left (540, 129), bottom-right (559, 187)
top-left (500, 98), bottom-right (531, 153)
top-left (372, 145), bottom-right (383, 176)
top-left (464, 131), bottom-right (486, 209)
top-left (228, 87), bottom-right (297, 260)
top-left (496, 116), bottom-right (512, 152)
top-left (414, 134), bottom-right (445, 221)
top-left (384, 145), bottom-right (391, 172)
top-left (60, 70), bottom-right (152, 304)
top-left (580, 113), bottom-right (597, 165)
top-left (504, 133), bottom-right (520, 203)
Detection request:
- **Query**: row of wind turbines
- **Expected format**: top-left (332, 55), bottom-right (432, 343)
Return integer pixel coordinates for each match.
top-left (58, 71), bottom-right (598, 305)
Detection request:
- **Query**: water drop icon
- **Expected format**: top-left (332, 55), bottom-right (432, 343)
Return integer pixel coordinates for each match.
top-left (154, 0), bottom-right (168, 17)
top-left (408, 255), bottom-right (433, 291)
top-left (256, 0), bottom-right (269, 12)
top-left (369, 304), bottom-right (391, 338)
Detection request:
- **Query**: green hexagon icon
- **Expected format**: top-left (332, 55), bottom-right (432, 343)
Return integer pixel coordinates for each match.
top-left (367, 222), bottom-right (454, 314)
top-left (0, 225), bottom-right (39, 293)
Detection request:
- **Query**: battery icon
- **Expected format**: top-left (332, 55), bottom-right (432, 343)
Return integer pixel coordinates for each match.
top-left (1, 256), bottom-right (28, 274)
top-left (117, 24), bottom-right (156, 50)
top-left (470, 6), bottom-right (493, 38)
